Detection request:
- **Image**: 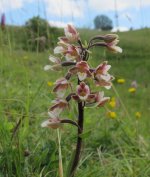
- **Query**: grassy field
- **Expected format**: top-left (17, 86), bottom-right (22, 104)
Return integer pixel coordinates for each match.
top-left (0, 27), bottom-right (150, 177)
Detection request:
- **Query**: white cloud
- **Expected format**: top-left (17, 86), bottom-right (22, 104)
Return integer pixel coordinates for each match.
top-left (111, 26), bottom-right (129, 32)
top-left (0, 0), bottom-right (34, 12)
top-left (1, 0), bottom-right (150, 18)
top-left (49, 20), bottom-right (73, 28)
top-left (89, 0), bottom-right (150, 12)
top-left (44, 0), bottom-right (84, 18)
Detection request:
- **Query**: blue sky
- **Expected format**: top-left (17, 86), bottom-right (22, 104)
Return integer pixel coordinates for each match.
top-left (0, 0), bottom-right (150, 31)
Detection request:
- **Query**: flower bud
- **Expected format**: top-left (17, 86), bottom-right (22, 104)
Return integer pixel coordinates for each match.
top-left (103, 34), bottom-right (118, 43)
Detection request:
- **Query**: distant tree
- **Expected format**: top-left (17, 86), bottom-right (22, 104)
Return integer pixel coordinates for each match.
top-left (25, 16), bottom-right (49, 38)
top-left (24, 16), bottom-right (62, 51)
top-left (94, 15), bottom-right (113, 31)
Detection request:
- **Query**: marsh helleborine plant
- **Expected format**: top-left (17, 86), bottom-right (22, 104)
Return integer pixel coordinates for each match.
top-left (42, 24), bottom-right (122, 177)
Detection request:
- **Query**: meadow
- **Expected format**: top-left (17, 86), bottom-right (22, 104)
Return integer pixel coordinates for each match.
top-left (0, 26), bottom-right (150, 177)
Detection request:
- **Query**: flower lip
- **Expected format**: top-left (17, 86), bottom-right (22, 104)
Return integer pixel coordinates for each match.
top-left (76, 82), bottom-right (90, 101)
top-left (69, 61), bottom-right (92, 81)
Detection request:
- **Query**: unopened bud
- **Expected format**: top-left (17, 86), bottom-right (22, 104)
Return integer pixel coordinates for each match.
top-left (103, 34), bottom-right (118, 43)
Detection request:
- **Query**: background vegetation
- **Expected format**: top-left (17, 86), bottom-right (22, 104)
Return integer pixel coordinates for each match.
top-left (0, 23), bottom-right (150, 177)
top-left (94, 15), bottom-right (113, 30)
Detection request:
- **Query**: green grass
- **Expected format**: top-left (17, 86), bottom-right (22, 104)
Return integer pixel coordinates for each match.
top-left (0, 27), bottom-right (150, 177)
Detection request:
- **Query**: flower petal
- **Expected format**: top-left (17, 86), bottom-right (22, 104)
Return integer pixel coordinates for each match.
top-left (69, 67), bottom-right (78, 74)
top-left (64, 24), bottom-right (79, 42)
top-left (58, 36), bottom-right (69, 43)
top-left (41, 118), bottom-right (61, 129)
top-left (44, 65), bottom-right (52, 71)
top-left (107, 45), bottom-right (122, 53)
top-left (49, 55), bottom-right (61, 63)
top-left (72, 95), bottom-right (80, 101)
top-left (65, 53), bottom-right (76, 61)
top-left (54, 46), bottom-right (65, 54)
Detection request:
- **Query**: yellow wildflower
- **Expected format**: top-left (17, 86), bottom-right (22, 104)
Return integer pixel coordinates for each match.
top-left (109, 97), bottom-right (116, 108)
top-left (117, 78), bottom-right (125, 84)
top-left (107, 111), bottom-right (117, 119)
top-left (135, 112), bottom-right (141, 119)
top-left (47, 81), bottom-right (53, 87)
top-left (109, 100), bottom-right (116, 108)
top-left (128, 87), bottom-right (136, 93)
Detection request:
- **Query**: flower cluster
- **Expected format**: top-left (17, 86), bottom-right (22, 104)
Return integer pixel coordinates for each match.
top-left (42, 24), bottom-right (122, 129)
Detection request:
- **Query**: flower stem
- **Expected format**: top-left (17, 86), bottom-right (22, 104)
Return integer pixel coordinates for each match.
top-left (69, 101), bottom-right (84, 177)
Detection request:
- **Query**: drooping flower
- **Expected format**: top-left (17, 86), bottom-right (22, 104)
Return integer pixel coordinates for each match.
top-left (95, 77), bottom-right (114, 89)
top-left (69, 61), bottom-right (92, 81)
top-left (48, 99), bottom-right (69, 118)
top-left (65, 45), bottom-right (81, 61)
top-left (85, 91), bottom-right (110, 107)
top-left (53, 78), bottom-right (70, 98)
top-left (94, 91), bottom-right (110, 107)
top-left (44, 55), bottom-right (62, 71)
top-left (94, 61), bottom-right (114, 89)
top-left (54, 41), bottom-right (81, 62)
top-left (117, 78), bottom-right (125, 84)
top-left (106, 39), bottom-right (122, 53)
top-left (128, 87), bottom-right (136, 93)
top-left (41, 118), bottom-right (61, 129)
top-left (94, 62), bottom-right (114, 89)
top-left (94, 61), bottom-right (111, 81)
